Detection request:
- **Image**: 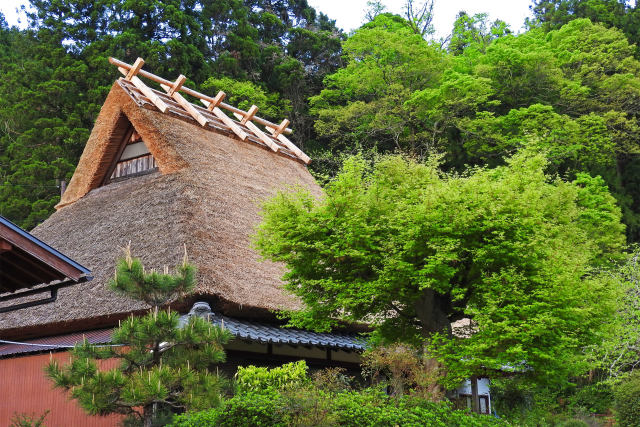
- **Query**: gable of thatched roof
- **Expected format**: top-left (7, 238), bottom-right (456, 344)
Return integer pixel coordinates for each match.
top-left (0, 75), bottom-right (322, 339)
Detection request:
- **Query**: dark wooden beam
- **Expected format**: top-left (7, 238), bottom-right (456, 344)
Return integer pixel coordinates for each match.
top-left (0, 268), bottom-right (32, 292)
top-left (102, 124), bottom-right (135, 186)
top-left (0, 225), bottom-right (84, 281)
top-left (0, 239), bottom-right (11, 253)
top-left (5, 248), bottom-right (61, 283)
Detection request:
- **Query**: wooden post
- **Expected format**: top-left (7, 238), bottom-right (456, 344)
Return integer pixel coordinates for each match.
top-left (117, 67), bottom-right (168, 113)
top-left (271, 119), bottom-right (290, 137)
top-left (160, 81), bottom-right (209, 127)
top-left (203, 91), bottom-right (225, 111)
top-left (233, 112), bottom-right (279, 152)
top-left (201, 97), bottom-right (248, 141)
top-left (266, 125), bottom-right (311, 164)
top-left (167, 74), bottom-right (186, 96)
top-left (109, 57), bottom-right (293, 134)
top-left (60, 180), bottom-right (66, 197)
top-left (125, 57), bottom-right (145, 81)
top-left (470, 375), bottom-right (480, 414)
top-left (240, 105), bottom-right (258, 125)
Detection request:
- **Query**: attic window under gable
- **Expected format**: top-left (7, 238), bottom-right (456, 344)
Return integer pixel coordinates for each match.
top-left (107, 130), bottom-right (157, 182)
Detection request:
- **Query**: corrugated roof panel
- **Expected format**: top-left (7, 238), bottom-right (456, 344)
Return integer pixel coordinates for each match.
top-left (0, 329), bottom-right (112, 357)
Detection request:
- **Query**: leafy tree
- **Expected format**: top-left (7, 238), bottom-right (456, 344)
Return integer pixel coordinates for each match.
top-left (448, 12), bottom-right (511, 55)
top-left (254, 152), bottom-right (625, 386)
top-left (310, 14), bottom-right (447, 156)
top-left (587, 249), bottom-right (640, 380)
top-left (313, 16), bottom-right (640, 241)
top-left (530, 0), bottom-right (640, 57)
top-left (46, 246), bottom-right (232, 427)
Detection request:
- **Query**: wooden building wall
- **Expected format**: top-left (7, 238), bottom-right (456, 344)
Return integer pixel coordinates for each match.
top-left (0, 352), bottom-right (122, 427)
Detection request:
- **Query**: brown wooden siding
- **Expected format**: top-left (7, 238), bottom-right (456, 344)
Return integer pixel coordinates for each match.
top-left (0, 352), bottom-right (122, 427)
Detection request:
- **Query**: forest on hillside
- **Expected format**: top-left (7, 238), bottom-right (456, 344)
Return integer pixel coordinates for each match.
top-left (1, 0), bottom-right (640, 242)
top-left (5, 1), bottom-right (640, 425)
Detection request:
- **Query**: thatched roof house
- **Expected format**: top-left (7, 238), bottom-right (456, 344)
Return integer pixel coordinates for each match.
top-left (0, 65), bottom-right (324, 340)
top-left (0, 57), bottom-right (364, 427)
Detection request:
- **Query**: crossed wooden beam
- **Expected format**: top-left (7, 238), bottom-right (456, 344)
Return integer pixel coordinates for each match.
top-left (109, 57), bottom-right (310, 164)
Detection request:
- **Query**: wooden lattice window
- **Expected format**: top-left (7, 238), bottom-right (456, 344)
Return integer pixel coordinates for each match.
top-left (109, 130), bottom-right (157, 181)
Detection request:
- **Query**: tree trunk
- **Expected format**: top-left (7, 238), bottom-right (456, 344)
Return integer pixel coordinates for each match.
top-left (143, 403), bottom-right (154, 427)
top-left (470, 375), bottom-right (480, 414)
top-left (414, 288), bottom-right (452, 337)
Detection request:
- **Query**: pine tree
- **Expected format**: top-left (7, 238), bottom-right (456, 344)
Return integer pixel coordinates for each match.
top-left (46, 245), bottom-right (232, 427)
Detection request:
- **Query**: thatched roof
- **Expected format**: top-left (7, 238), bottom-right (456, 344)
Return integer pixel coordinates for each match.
top-left (0, 80), bottom-right (322, 339)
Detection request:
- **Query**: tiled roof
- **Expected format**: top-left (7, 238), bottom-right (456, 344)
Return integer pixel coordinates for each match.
top-left (2, 306), bottom-right (366, 358)
top-left (209, 313), bottom-right (366, 350)
top-left (0, 329), bottom-right (112, 357)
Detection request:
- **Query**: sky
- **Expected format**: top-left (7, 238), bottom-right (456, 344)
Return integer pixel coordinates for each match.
top-left (0, 0), bottom-right (534, 38)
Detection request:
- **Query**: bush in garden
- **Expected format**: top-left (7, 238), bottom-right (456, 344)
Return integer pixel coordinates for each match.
top-left (569, 382), bottom-right (614, 415)
top-left (171, 361), bottom-right (506, 427)
top-left (235, 360), bottom-right (310, 392)
top-left (613, 371), bottom-right (640, 427)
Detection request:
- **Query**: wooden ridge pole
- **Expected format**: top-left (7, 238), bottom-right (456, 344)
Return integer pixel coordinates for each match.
top-left (160, 80), bottom-right (209, 127)
top-left (233, 112), bottom-right (279, 152)
top-left (266, 124), bottom-right (311, 164)
top-left (109, 57), bottom-right (292, 135)
top-left (117, 59), bottom-right (168, 113)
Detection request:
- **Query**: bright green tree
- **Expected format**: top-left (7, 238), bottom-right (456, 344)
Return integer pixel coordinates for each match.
top-left (254, 152), bottom-right (625, 386)
top-left (46, 247), bottom-right (232, 427)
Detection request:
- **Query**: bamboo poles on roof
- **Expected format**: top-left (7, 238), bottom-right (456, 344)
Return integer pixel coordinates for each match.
top-left (108, 57), bottom-right (293, 134)
top-left (109, 57), bottom-right (311, 164)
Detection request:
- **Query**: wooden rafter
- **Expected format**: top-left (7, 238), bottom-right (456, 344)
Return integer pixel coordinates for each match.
top-left (266, 125), bottom-right (311, 164)
top-left (160, 80), bottom-right (209, 127)
top-left (109, 57), bottom-right (314, 161)
top-left (109, 57), bottom-right (293, 133)
top-left (0, 239), bottom-right (11, 253)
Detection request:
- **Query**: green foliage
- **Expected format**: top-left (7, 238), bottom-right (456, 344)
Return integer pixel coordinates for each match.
top-left (569, 382), bottom-right (614, 415)
top-left (361, 343), bottom-right (443, 400)
top-left (170, 361), bottom-right (504, 427)
top-left (530, 0), bottom-right (640, 58)
top-left (560, 420), bottom-right (589, 427)
top-left (9, 410), bottom-right (49, 427)
top-left (255, 152), bottom-right (625, 386)
top-left (613, 371), bottom-right (640, 426)
top-left (109, 244), bottom-right (196, 306)
top-left (47, 250), bottom-right (232, 426)
top-left (309, 14), bottom-right (447, 155)
top-left (448, 12), bottom-right (511, 55)
top-left (312, 16), bottom-right (640, 241)
top-left (586, 249), bottom-right (640, 380)
top-left (235, 360), bottom-right (309, 393)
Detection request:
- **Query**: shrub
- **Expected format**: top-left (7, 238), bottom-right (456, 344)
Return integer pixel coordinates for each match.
top-left (170, 391), bottom-right (288, 427)
top-left (235, 360), bottom-right (309, 393)
top-left (613, 371), bottom-right (640, 427)
top-left (171, 387), bottom-right (505, 427)
top-left (569, 382), bottom-right (613, 414)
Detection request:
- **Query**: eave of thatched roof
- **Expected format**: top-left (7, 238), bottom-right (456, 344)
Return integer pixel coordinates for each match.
top-left (0, 82), bottom-right (322, 338)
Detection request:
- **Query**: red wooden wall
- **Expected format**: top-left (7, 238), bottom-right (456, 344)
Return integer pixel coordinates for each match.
top-left (0, 352), bottom-right (123, 427)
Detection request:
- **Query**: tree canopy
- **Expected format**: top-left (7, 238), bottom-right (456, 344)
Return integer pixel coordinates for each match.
top-left (255, 152), bottom-right (625, 385)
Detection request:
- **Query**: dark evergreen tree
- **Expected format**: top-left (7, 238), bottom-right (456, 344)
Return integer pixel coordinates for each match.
top-left (46, 246), bottom-right (232, 427)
